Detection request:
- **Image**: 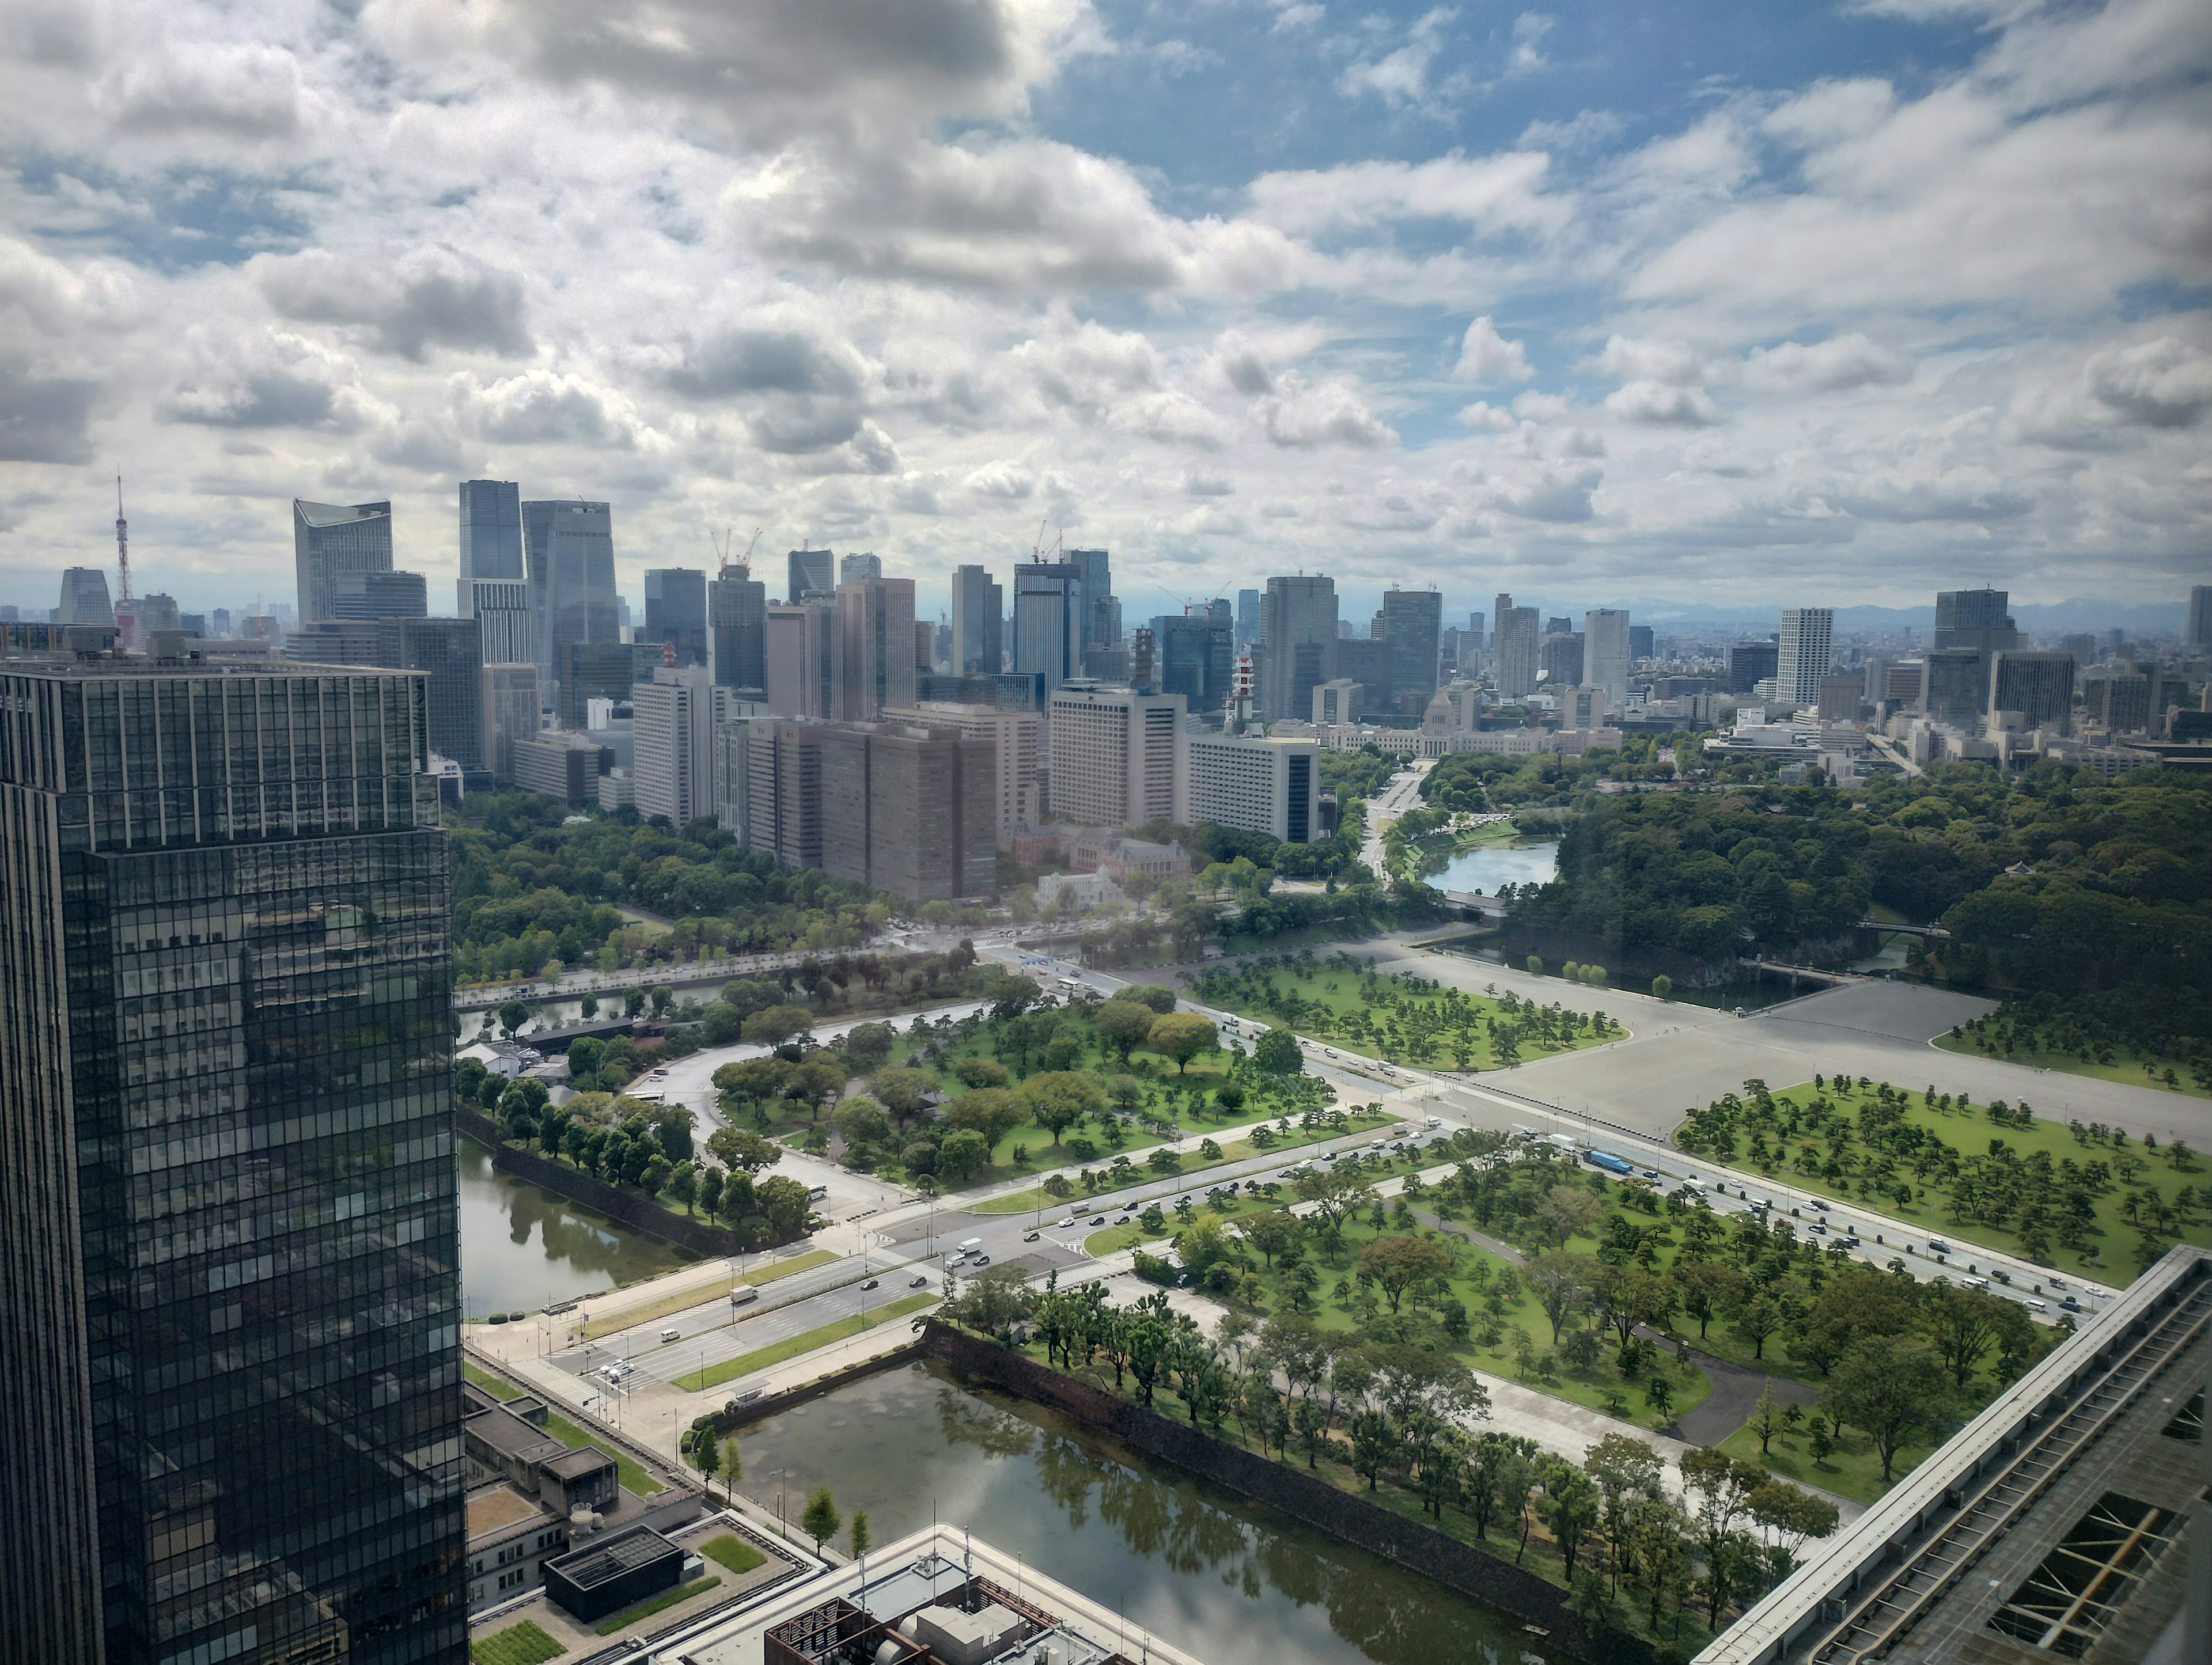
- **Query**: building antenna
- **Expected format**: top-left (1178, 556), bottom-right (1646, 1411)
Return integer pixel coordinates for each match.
top-left (114, 476), bottom-right (137, 648)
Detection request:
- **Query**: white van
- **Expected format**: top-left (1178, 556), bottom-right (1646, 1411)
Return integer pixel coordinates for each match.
top-left (959, 1237), bottom-right (984, 1256)
top-left (659, 1328), bottom-right (681, 1344)
top-left (729, 1286), bottom-right (759, 1308)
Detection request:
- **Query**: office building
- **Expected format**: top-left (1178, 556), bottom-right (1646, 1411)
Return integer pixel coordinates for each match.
top-left (915, 670), bottom-right (1045, 711)
top-left (786, 547), bottom-right (834, 601)
top-left (1328, 636), bottom-right (1389, 704)
top-left (1382, 588), bottom-right (1443, 714)
top-left (835, 574), bottom-right (916, 720)
top-left (1933, 587), bottom-right (2018, 657)
top-left (379, 615), bottom-right (486, 771)
top-left (1067, 548), bottom-right (1118, 650)
top-left (1539, 630), bottom-right (1584, 689)
top-left (1922, 646), bottom-right (1988, 727)
top-left (283, 617), bottom-right (386, 666)
top-left (916, 619), bottom-right (939, 674)
top-left (1047, 682), bottom-right (1184, 829)
top-left (839, 552), bottom-right (882, 584)
top-left (457, 479), bottom-right (524, 621)
top-left (1988, 650), bottom-right (2075, 731)
top-left (333, 567), bottom-right (429, 620)
top-left (1884, 661), bottom-right (1926, 708)
top-left (1013, 560), bottom-right (1085, 693)
top-left (1236, 587), bottom-right (1260, 648)
top-left (1491, 594), bottom-right (1540, 698)
top-left (1585, 608), bottom-right (1631, 711)
top-left (465, 578), bottom-right (535, 666)
top-left (1628, 623), bottom-right (1653, 663)
top-left (764, 599), bottom-right (838, 719)
top-left (1153, 610), bottom-right (1235, 716)
top-left (556, 639), bottom-right (637, 730)
top-left (1184, 731), bottom-right (1319, 843)
top-left (1467, 609), bottom-right (1487, 655)
top-left (2083, 666), bottom-right (2158, 735)
top-left (642, 567), bottom-right (709, 668)
top-left (293, 497), bottom-right (393, 623)
top-left (632, 663), bottom-right (715, 827)
top-left (483, 662), bottom-right (541, 780)
top-left (746, 721), bottom-right (825, 870)
top-left (709, 571), bottom-right (767, 694)
top-left (2190, 585), bottom-right (2212, 651)
top-left (1816, 674), bottom-right (1863, 723)
top-left (134, 592), bottom-right (181, 636)
top-left (0, 660), bottom-right (464, 1663)
top-left (513, 730), bottom-right (607, 806)
top-left (1312, 677), bottom-right (1363, 724)
top-left (950, 564), bottom-right (1004, 674)
top-left (815, 719), bottom-right (997, 899)
top-left (1257, 575), bottom-right (1338, 720)
top-left (885, 703), bottom-right (1041, 841)
top-left (1728, 639), bottom-right (1779, 695)
top-left (524, 499), bottom-right (618, 692)
top-left (1778, 607), bottom-right (1835, 706)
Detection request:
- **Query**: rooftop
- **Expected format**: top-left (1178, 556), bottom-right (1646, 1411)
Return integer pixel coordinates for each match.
top-left (543, 1523), bottom-right (680, 1592)
top-left (465, 1485), bottom-right (544, 1543)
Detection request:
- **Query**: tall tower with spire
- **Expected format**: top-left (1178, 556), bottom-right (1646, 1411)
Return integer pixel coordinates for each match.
top-left (113, 476), bottom-right (136, 648)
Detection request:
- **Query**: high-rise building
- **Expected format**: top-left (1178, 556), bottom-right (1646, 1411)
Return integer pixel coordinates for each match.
top-left (747, 720), bottom-right (825, 870)
top-left (950, 565), bottom-right (1004, 674)
top-left (483, 661), bottom-right (541, 780)
top-left (1152, 611), bottom-right (1234, 715)
top-left (457, 479), bottom-right (524, 621)
top-left (293, 498), bottom-right (393, 623)
top-left (1013, 562), bottom-right (1085, 693)
top-left (333, 567), bottom-right (429, 620)
top-left (1778, 608), bottom-right (1835, 706)
top-left (1257, 575), bottom-right (1338, 720)
top-left (786, 547), bottom-right (835, 602)
top-left (632, 663), bottom-right (715, 827)
top-left (1183, 732), bottom-right (1319, 843)
top-left (643, 567), bottom-right (709, 667)
top-left (1884, 662), bottom-right (1926, 707)
top-left (1327, 636), bottom-right (1388, 703)
top-left (2083, 666), bottom-right (2160, 735)
top-left (283, 618), bottom-right (386, 666)
top-left (1816, 676), bottom-right (1863, 723)
top-left (1382, 589), bottom-right (1443, 714)
top-left (1467, 609), bottom-right (1487, 654)
top-left (1047, 682), bottom-right (1185, 829)
top-left (835, 575), bottom-right (917, 722)
top-left (378, 615), bottom-right (486, 771)
top-left (1728, 639), bottom-right (1779, 695)
top-left (136, 592), bottom-right (181, 636)
top-left (885, 702), bottom-right (1041, 840)
top-left (764, 600), bottom-right (838, 720)
top-left (1539, 631), bottom-right (1584, 689)
top-left (524, 499), bottom-right (618, 691)
top-left (1922, 647), bottom-right (1987, 727)
top-left (210, 606), bottom-right (233, 638)
top-left (839, 552), bottom-right (881, 583)
top-left (816, 719), bottom-right (997, 900)
top-left (1584, 608), bottom-right (1631, 711)
top-left (1988, 650), bottom-right (2075, 730)
top-left (1628, 623), bottom-right (1653, 663)
top-left (1067, 548), bottom-right (1117, 649)
top-left (1312, 678), bottom-right (1363, 724)
top-left (1933, 588), bottom-right (2018, 657)
top-left (556, 639), bottom-right (636, 730)
top-left (1491, 594), bottom-right (1540, 698)
top-left (709, 571), bottom-right (767, 694)
top-left (466, 577), bottom-right (535, 665)
top-left (0, 660), bottom-right (464, 1663)
top-left (1236, 588), bottom-right (1260, 648)
top-left (2189, 586), bottom-right (2212, 651)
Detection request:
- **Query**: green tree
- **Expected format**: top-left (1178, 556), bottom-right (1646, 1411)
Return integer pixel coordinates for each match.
top-left (945, 1087), bottom-right (1027, 1151)
top-left (800, 1487), bottom-right (841, 1552)
top-left (1020, 1071), bottom-right (1107, 1144)
top-left (954, 1056), bottom-right (1011, 1090)
top-left (1747, 1379), bottom-right (1781, 1455)
top-left (1824, 1337), bottom-right (1955, 1482)
top-left (832, 1097), bottom-right (891, 1152)
top-left (1241, 1210), bottom-right (1306, 1269)
top-left (706, 1126), bottom-right (783, 1175)
top-left (741, 1003), bottom-right (815, 1046)
top-left (1355, 1235), bottom-right (1453, 1313)
top-left (1123, 984), bottom-right (1179, 1013)
top-left (849, 1510), bottom-right (871, 1560)
top-left (694, 1427), bottom-right (721, 1493)
top-left (499, 999), bottom-right (531, 1037)
top-left (1094, 999), bottom-right (1158, 1065)
top-left (1524, 1250), bottom-right (1597, 1347)
top-left (938, 1128), bottom-right (991, 1183)
top-left (1651, 974), bottom-right (1673, 1000)
top-left (1253, 1026), bottom-right (1304, 1076)
top-left (870, 1067), bottom-right (935, 1130)
top-left (1147, 1011), bottom-right (1218, 1074)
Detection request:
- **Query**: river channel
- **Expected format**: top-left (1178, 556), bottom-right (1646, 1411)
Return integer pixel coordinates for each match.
top-left (456, 1135), bottom-right (696, 1319)
top-left (733, 1360), bottom-right (1556, 1665)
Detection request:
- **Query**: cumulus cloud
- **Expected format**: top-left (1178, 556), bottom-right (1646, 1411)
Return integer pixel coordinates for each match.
top-left (257, 247), bottom-right (533, 362)
top-left (2085, 336), bottom-right (2212, 428)
top-left (660, 327), bottom-right (868, 399)
top-left (1606, 382), bottom-right (1724, 426)
top-left (1452, 316), bottom-right (1533, 384)
top-left (165, 332), bottom-right (365, 430)
top-left (97, 42), bottom-right (304, 138)
top-left (1743, 334), bottom-right (1912, 393)
top-left (0, 359), bottom-right (96, 462)
top-left (1593, 335), bottom-right (1710, 386)
top-left (1253, 373), bottom-right (1397, 449)
top-left (1336, 7), bottom-right (1461, 113)
top-left (455, 370), bottom-right (658, 450)
top-left (1245, 150), bottom-right (1562, 236)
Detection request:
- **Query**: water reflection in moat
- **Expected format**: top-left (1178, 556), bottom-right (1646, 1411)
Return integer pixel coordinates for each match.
top-left (456, 1135), bottom-right (696, 1319)
top-left (734, 1361), bottom-right (1555, 1665)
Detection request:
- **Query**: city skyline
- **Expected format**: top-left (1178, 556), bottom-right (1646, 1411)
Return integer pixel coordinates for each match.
top-left (2, 3), bottom-right (2206, 618)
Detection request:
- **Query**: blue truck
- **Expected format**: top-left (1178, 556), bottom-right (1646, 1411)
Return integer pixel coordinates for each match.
top-left (1584, 1149), bottom-right (1635, 1176)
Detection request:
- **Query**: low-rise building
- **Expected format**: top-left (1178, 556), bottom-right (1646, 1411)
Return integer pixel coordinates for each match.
top-left (513, 731), bottom-right (607, 806)
top-left (467, 1484), bottom-right (570, 1613)
top-left (1069, 827), bottom-right (1191, 883)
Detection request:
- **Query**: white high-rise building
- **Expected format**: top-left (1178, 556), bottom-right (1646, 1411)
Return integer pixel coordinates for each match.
top-left (632, 664), bottom-right (715, 827)
top-left (1182, 733), bottom-right (1319, 844)
top-left (1778, 608), bottom-right (1836, 706)
top-left (464, 578), bottom-right (535, 666)
top-left (1046, 682), bottom-right (1184, 829)
top-left (1584, 608), bottom-right (1631, 712)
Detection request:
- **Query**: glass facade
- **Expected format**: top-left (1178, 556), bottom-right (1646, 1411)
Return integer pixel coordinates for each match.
top-left (0, 665), bottom-right (465, 1665)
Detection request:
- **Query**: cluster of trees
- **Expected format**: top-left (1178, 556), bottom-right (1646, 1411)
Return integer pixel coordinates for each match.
top-left (450, 791), bottom-right (900, 984)
top-left (1959, 988), bottom-right (2211, 1090)
top-left (938, 1275), bottom-right (1835, 1642)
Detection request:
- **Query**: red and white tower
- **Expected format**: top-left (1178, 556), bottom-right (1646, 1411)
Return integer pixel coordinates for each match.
top-left (113, 476), bottom-right (137, 649)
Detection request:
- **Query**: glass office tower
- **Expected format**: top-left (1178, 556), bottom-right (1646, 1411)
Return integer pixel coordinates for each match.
top-left (0, 660), bottom-right (465, 1664)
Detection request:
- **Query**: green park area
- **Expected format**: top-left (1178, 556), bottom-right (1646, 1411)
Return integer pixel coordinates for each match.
top-left (1673, 1075), bottom-right (2212, 1283)
top-left (1936, 1011), bottom-right (2212, 1099)
top-left (1188, 947), bottom-right (1624, 1071)
top-left (471, 1618), bottom-right (567, 1665)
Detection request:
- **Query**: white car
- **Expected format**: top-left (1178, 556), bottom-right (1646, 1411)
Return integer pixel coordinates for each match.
top-left (1056, 1216), bottom-right (1076, 1228)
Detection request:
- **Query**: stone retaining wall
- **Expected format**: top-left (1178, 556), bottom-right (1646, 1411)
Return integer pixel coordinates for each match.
top-left (459, 1109), bottom-right (754, 1258)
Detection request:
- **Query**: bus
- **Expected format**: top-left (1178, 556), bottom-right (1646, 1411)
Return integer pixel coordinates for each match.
top-left (1584, 1149), bottom-right (1635, 1176)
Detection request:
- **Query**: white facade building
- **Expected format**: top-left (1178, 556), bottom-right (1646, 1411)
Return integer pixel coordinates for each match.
top-left (1183, 732), bottom-right (1320, 843)
top-left (631, 664), bottom-right (714, 826)
top-left (1046, 681), bottom-right (1185, 829)
top-left (1778, 608), bottom-right (1835, 707)
top-left (1584, 608), bottom-right (1631, 712)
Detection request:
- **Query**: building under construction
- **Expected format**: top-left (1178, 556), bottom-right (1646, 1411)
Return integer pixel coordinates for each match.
top-left (1701, 1245), bottom-right (2211, 1665)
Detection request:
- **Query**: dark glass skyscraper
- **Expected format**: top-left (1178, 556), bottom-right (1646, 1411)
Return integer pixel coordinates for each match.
top-left (0, 659), bottom-right (465, 1664)
top-left (294, 500), bottom-right (394, 625)
top-left (523, 500), bottom-right (618, 695)
top-left (643, 567), bottom-right (709, 668)
top-left (709, 572), bottom-right (767, 695)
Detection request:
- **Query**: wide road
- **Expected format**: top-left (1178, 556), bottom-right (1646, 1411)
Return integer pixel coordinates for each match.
top-left (1359, 761), bottom-right (1431, 881)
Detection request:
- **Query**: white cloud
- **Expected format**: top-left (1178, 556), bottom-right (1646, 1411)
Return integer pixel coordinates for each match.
top-left (1605, 381), bottom-right (1724, 426)
top-left (1246, 150), bottom-right (1563, 236)
top-left (1452, 316), bottom-right (1533, 384)
top-left (2084, 336), bottom-right (2212, 428)
top-left (1743, 335), bottom-right (1912, 393)
top-left (1336, 7), bottom-right (1461, 114)
top-left (256, 248), bottom-right (533, 362)
top-left (1593, 335), bottom-right (1710, 386)
top-left (1253, 373), bottom-right (1398, 449)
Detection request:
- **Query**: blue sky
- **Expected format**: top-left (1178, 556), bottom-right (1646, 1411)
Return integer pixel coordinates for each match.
top-left (0, 0), bottom-right (2206, 627)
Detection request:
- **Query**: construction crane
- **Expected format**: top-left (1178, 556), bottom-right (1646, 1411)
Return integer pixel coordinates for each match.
top-left (710, 526), bottom-right (762, 579)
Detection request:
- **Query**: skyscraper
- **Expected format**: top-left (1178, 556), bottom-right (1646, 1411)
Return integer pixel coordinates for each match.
top-left (1152, 611), bottom-right (1234, 714)
top-left (1236, 588), bottom-right (1260, 649)
top-left (1988, 650), bottom-right (2075, 730)
top-left (632, 663), bottom-right (715, 827)
top-left (835, 575), bottom-right (918, 721)
top-left (709, 571), bottom-right (767, 694)
top-left (1539, 631), bottom-right (1584, 689)
top-left (1382, 588), bottom-right (1443, 713)
top-left (292, 498), bottom-right (393, 623)
top-left (1922, 647), bottom-right (1988, 727)
top-left (1067, 548), bottom-right (1118, 650)
top-left (378, 615), bottom-right (486, 771)
top-left (764, 600), bottom-right (838, 719)
top-left (1933, 588), bottom-right (2019, 657)
top-left (1491, 594), bottom-right (1540, 698)
top-left (1047, 682), bottom-right (1185, 829)
top-left (333, 568), bottom-right (429, 620)
top-left (467, 578), bottom-right (535, 666)
top-left (1257, 575), bottom-right (1338, 720)
top-left (786, 547), bottom-right (834, 602)
top-left (816, 719), bottom-right (998, 900)
top-left (1013, 561), bottom-right (1085, 693)
top-left (556, 639), bottom-right (636, 730)
top-left (483, 661), bottom-right (541, 780)
top-left (1584, 608), bottom-right (1631, 711)
top-left (0, 659), bottom-right (464, 1663)
top-left (1778, 608), bottom-right (1835, 706)
top-left (2188, 586), bottom-right (2211, 650)
top-left (523, 499), bottom-right (618, 691)
top-left (1728, 639), bottom-right (1779, 695)
top-left (457, 479), bottom-right (524, 618)
top-left (839, 552), bottom-right (882, 583)
top-left (643, 567), bottom-right (709, 667)
top-left (56, 566), bottom-right (116, 626)
top-left (950, 565), bottom-right (1004, 674)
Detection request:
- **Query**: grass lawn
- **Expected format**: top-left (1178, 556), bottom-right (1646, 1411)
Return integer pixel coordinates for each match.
top-left (464, 1360), bottom-right (524, 1398)
top-left (578, 1250), bottom-right (839, 1340)
top-left (1933, 1031), bottom-right (2211, 1101)
top-left (471, 1619), bottom-right (566, 1664)
top-left (1188, 953), bottom-right (1621, 1072)
top-left (592, 1575), bottom-right (720, 1635)
top-left (1718, 1421), bottom-right (1936, 1508)
top-left (540, 1408), bottom-right (662, 1497)
top-left (1678, 1076), bottom-right (2211, 1284)
top-left (700, 1534), bottom-right (767, 1575)
top-left (673, 1292), bottom-right (937, 1392)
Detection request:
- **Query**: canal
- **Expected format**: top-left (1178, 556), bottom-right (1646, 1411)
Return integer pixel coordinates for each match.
top-left (457, 1135), bottom-right (696, 1320)
top-left (732, 1360), bottom-right (1557, 1665)
top-left (1429, 839), bottom-right (1559, 894)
